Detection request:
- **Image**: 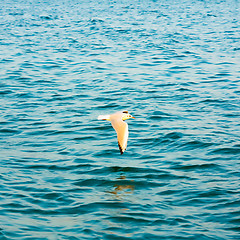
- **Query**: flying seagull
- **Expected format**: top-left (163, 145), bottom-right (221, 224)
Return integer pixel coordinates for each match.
top-left (98, 111), bottom-right (135, 154)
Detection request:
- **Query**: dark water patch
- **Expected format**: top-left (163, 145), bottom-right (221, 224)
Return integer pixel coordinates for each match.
top-left (107, 215), bottom-right (152, 225)
top-left (139, 62), bottom-right (158, 67)
top-left (133, 172), bottom-right (189, 181)
top-left (0, 128), bottom-right (20, 135)
top-left (74, 176), bottom-right (164, 189)
top-left (96, 103), bottom-right (120, 109)
top-left (160, 189), bottom-right (182, 196)
top-left (30, 121), bottom-right (51, 126)
top-left (39, 15), bottom-right (55, 21)
top-left (197, 189), bottom-right (226, 198)
top-left (149, 110), bottom-right (172, 120)
top-left (209, 147), bottom-right (240, 155)
top-left (176, 87), bottom-right (193, 92)
top-left (72, 136), bottom-right (95, 141)
top-left (45, 130), bottom-right (76, 136)
top-left (24, 129), bottom-right (57, 136)
top-left (92, 147), bottom-right (123, 157)
top-left (164, 132), bottom-right (183, 139)
top-left (26, 163), bottom-right (94, 173)
top-left (179, 140), bottom-right (214, 151)
top-left (0, 89), bottom-right (13, 95)
top-left (172, 163), bottom-right (221, 171)
top-left (102, 166), bottom-right (167, 175)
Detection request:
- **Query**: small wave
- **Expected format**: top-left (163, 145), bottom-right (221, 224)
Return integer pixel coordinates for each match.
top-left (172, 163), bottom-right (220, 171)
top-left (106, 215), bottom-right (152, 225)
top-left (209, 147), bottom-right (240, 155)
top-left (0, 129), bottom-right (20, 135)
top-left (179, 140), bottom-right (214, 151)
top-left (149, 111), bottom-right (172, 120)
top-left (0, 89), bottom-right (13, 95)
top-left (164, 132), bottom-right (183, 139)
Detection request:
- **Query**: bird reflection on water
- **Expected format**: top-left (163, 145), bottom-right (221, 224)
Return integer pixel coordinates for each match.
top-left (102, 175), bottom-right (136, 237)
top-left (107, 175), bottom-right (135, 198)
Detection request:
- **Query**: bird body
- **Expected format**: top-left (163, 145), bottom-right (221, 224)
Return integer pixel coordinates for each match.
top-left (97, 114), bottom-right (111, 121)
top-left (98, 111), bottom-right (135, 154)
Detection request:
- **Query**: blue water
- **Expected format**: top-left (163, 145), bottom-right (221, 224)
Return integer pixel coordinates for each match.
top-left (1, 0), bottom-right (240, 239)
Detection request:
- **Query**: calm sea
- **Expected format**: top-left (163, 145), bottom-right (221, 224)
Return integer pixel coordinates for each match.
top-left (0, 0), bottom-right (240, 239)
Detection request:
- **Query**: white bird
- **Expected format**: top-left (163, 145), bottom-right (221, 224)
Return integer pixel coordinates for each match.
top-left (98, 111), bottom-right (135, 154)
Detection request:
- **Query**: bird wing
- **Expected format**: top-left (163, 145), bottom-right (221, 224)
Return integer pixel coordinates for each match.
top-left (111, 119), bottom-right (128, 154)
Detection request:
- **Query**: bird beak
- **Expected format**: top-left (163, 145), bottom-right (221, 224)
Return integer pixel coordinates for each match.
top-left (131, 116), bottom-right (135, 119)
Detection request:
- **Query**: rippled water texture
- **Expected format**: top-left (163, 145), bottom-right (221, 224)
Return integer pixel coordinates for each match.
top-left (1, 0), bottom-right (240, 239)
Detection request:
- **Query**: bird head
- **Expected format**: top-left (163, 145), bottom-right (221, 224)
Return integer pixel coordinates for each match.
top-left (122, 111), bottom-right (135, 121)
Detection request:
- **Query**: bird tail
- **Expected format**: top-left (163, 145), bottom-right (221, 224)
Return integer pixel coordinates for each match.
top-left (97, 115), bottom-right (110, 121)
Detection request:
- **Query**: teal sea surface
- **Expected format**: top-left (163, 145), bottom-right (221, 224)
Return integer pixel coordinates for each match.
top-left (0, 0), bottom-right (240, 239)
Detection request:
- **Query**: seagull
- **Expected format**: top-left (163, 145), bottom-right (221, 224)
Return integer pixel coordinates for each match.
top-left (98, 111), bottom-right (135, 154)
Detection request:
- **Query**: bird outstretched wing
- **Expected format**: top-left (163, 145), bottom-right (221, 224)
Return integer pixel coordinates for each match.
top-left (111, 119), bottom-right (128, 154)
